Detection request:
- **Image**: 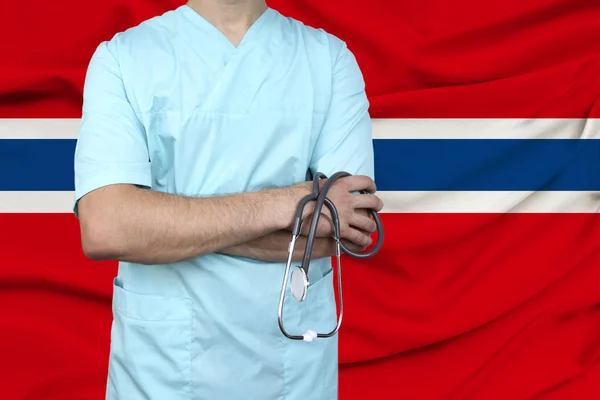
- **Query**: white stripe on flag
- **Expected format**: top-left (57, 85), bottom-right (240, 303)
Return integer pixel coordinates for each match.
top-left (0, 118), bottom-right (597, 139)
top-left (372, 118), bottom-right (598, 139)
top-left (0, 192), bottom-right (75, 213)
top-left (1, 191), bottom-right (598, 213)
top-left (379, 190), bottom-right (600, 213)
top-left (0, 119), bottom-right (80, 139)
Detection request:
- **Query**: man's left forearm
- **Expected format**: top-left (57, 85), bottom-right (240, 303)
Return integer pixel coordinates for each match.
top-left (220, 208), bottom-right (373, 262)
top-left (219, 230), bottom-right (337, 262)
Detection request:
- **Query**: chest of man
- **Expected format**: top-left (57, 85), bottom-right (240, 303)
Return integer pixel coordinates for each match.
top-left (124, 36), bottom-right (331, 196)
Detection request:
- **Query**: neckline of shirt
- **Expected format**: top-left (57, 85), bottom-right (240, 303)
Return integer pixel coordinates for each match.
top-left (178, 4), bottom-right (274, 50)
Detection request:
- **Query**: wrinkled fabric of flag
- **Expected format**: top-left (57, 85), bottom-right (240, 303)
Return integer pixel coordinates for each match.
top-left (0, 1), bottom-right (598, 400)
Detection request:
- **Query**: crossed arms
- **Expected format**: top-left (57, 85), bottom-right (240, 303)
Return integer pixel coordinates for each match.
top-left (76, 40), bottom-right (378, 264)
top-left (77, 177), bottom-right (382, 264)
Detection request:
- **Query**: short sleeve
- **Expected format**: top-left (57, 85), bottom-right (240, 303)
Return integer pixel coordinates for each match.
top-left (74, 40), bottom-right (152, 216)
top-left (310, 43), bottom-right (374, 180)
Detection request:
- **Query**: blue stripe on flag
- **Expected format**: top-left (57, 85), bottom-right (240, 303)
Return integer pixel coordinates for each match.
top-left (374, 139), bottom-right (599, 191)
top-left (1, 139), bottom-right (599, 191)
top-left (2, 139), bottom-right (76, 191)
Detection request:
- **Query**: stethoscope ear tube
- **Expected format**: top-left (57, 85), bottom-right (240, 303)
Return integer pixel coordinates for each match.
top-left (278, 172), bottom-right (384, 341)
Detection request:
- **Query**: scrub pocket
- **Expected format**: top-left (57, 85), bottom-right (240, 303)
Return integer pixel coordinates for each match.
top-left (106, 278), bottom-right (193, 400)
top-left (283, 265), bottom-right (337, 332)
top-left (281, 267), bottom-right (339, 400)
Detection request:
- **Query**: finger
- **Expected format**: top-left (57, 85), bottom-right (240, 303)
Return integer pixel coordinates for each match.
top-left (341, 239), bottom-right (367, 253)
top-left (349, 212), bottom-right (377, 233)
top-left (340, 227), bottom-right (372, 248)
top-left (352, 193), bottom-right (384, 211)
top-left (341, 175), bottom-right (376, 193)
top-left (347, 228), bottom-right (374, 250)
top-left (315, 213), bottom-right (334, 237)
top-left (300, 213), bottom-right (333, 237)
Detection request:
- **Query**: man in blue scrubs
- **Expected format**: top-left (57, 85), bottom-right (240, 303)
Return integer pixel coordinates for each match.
top-left (74, 0), bottom-right (382, 398)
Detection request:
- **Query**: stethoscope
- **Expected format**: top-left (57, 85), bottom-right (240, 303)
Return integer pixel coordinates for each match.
top-left (278, 171), bottom-right (384, 342)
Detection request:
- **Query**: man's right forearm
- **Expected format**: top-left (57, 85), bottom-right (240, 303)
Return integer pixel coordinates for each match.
top-left (78, 184), bottom-right (308, 264)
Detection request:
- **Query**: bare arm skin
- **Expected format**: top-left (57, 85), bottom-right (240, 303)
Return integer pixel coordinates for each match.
top-left (219, 209), bottom-right (375, 262)
top-left (77, 175), bottom-right (381, 265)
top-left (78, 183), bottom-right (308, 264)
top-left (221, 230), bottom-right (338, 262)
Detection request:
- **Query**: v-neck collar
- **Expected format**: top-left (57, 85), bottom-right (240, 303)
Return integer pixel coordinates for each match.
top-left (177, 4), bottom-right (284, 95)
top-left (180, 5), bottom-right (273, 51)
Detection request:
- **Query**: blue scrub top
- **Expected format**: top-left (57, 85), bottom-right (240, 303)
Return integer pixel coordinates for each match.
top-left (74, 5), bottom-right (374, 400)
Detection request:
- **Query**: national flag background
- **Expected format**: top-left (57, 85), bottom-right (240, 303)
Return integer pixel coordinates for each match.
top-left (1, 0), bottom-right (599, 399)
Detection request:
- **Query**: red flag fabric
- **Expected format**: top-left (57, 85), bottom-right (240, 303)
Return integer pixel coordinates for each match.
top-left (0, 1), bottom-right (598, 400)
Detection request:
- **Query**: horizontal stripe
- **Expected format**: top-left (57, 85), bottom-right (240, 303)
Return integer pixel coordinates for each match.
top-left (0, 192), bottom-right (75, 213)
top-left (1, 139), bottom-right (76, 191)
top-left (2, 191), bottom-right (598, 213)
top-left (372, 118), bottom-right (599, 139)
top-left (1, 118), bottom-right (598, 139)
top-left (378, 191), bottom-right (600, 213)
top-left (3, 137), bottom-right (599, 191)
top-left (373, 139), bottom-right (600, 191)
top-left (0, 118), bottom-right (80, 139)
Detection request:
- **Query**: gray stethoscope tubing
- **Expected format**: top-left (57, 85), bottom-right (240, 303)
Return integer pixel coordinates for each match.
top-left (278, 171), bottom-right (384, 341)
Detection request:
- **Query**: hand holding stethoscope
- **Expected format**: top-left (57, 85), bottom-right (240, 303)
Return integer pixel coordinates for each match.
top-left (278, 172), bottom-right (385, 342)
top-left (296, 175), bottom-right (382, 245)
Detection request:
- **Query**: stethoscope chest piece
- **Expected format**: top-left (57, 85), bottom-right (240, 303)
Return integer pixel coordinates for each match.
top-left (290, 266), bottom-right (308, 302)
